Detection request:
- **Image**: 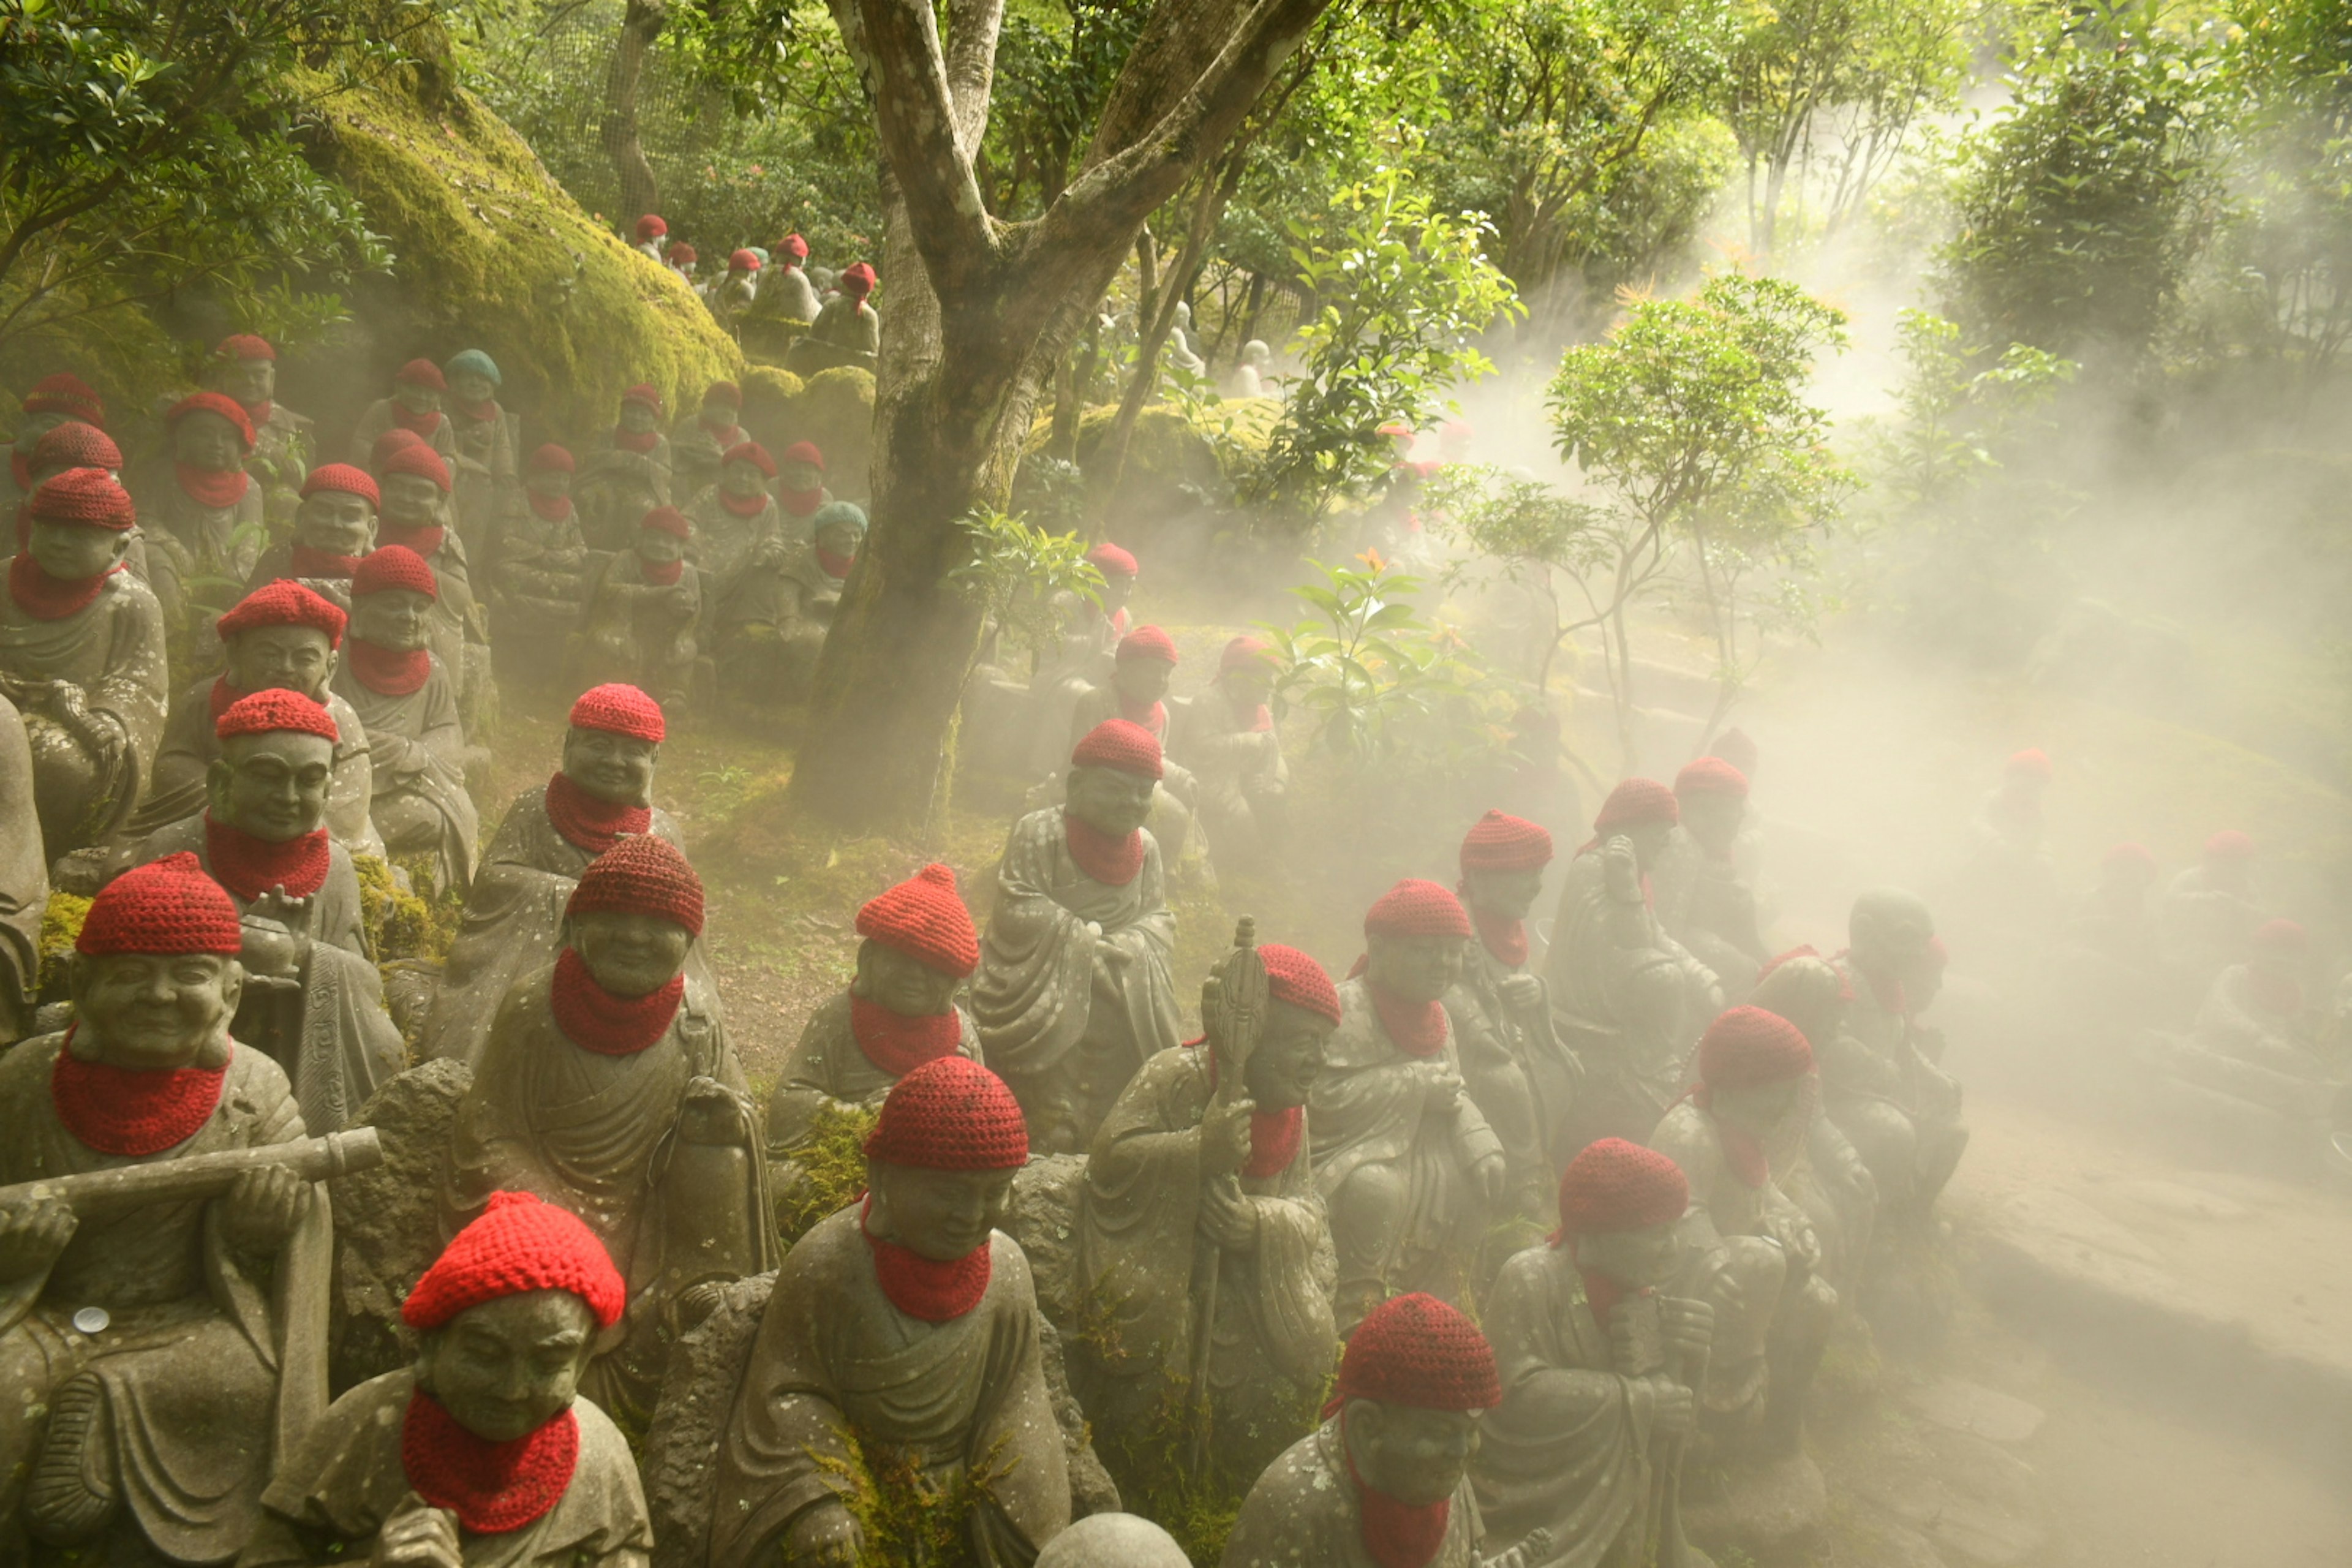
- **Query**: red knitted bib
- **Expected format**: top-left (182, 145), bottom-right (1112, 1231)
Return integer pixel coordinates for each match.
top-left (347, 638), bottom-right (431, 696)
top-left (7, 553), bottom-right (114, 620)
top-left (718, 488), bottom-right (768, 519)
top-left (779, 486), bottom-right (823, 518)
top-left (205, 813), bottom-right (331, 901)
top-left (245, 400), bottom-right (274, 427)
top-left (377, 521), bottom-right (445, 560)
top-left (289, 544), bottom-right (360, 578)
top-left (1471, 905), bottom-right (1528, 968)
top-left (175, 463), bottom-right (249, 510)
top-left (612, 427), bottom-right (660, 456)
top-left (861, 1196), bottom-right (992, 1322)
top-left (550, 947), bottom-right (682, 1055)
top-left (1243, 1104), bottom-right (1304, 1179)
top-left (543, 772), bottom-right (651, 856)
top-left (850, 994), bottom-right (964, 1077)
top-left (1118, 695), bottom-right (1167, 737)
top-left (400, 1389), bottom-right (578, 1536)
top-left (527, 491), bottom-right (574, 524)
top-left (1366, 976), bottom-right (1447, 1059)
top-left (50, 1031), bottom-right (227, 1156)
top-left (1064, 814), bottom-right (1143, 886)
top-left (815, 547), bottom-right (854, 579)
top-left (1344, 1420), bottom-right (1451, 1568)
top-left (638, 555), bottom-right (682, 587)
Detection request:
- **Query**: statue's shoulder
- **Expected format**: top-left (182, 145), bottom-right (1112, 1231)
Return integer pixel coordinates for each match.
top-left (1008, 804), bottom-right (1066, 851)
top-left (0, 1030), bottom-right (65, 1099)
top-left (1324, 978), bottom-right (1391, 1067)
top-left (222, 1039), bottom-right (299, 1115)
top-left (98, 566), bottom-right (162, 619)
top-left (1646, 1102), bottom-right (1715, 1174)
top-left (323, 687), bottom-right (368, 741)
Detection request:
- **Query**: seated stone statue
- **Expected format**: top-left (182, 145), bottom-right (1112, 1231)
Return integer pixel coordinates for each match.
top-left (442, 835), bottom-right (769, 1424)
top-left (1063, 624), bottom-right (1198, 868)
top-left (1474, 1139), bottom-right (1711, 1568)
top-left (489, 443), bottom-right (590, 677)
top-left (758, 235), bottom-right (823, 324)
top-left (329, 546), bottom-right (481, 893)
top-left (714, 499), bottom-right (862, 708)
top-left (1076, 940), bottom-right (1340, 1491)
top-left (0, 853), bottom-right (322, 1563)
top-left (2159, 830), bottom-right (2267, 991)
top-left (1168, 635), bottom-right (1288, 869)
top-left (208, 334), bottom-right (312, 523)
top-left (975, 718), bottom-right (1183, 1153)
top-left (372, 440), bottom-right (489, 732)
top-left (2161, 919), bottom-right (2343, 1154)
top-left (575, 505), bottom-right (701, 707)
top-left (1223, 1292), bottom-right (1529, 1568)
top-left (243, 464), bottom-right (382, 612)
top-left (138, 392), bottom-right (265, 647)
top-left (685, 439), bottom-right (784, 609)
top-left (774, 440), bottom-right (834, 525)
top-left (786, 262), bottom-right (881, 375)
top-left (349, 359), bottom-right (457, 469)
top-left (1, 467), bottom-right (167, 859)
top-left (1650, 758), bottom-right (1770, 1005)
top-left (767, 864), bottom-right (982, 1159)
top-left (240, 1190), bottom-right (651, 1568)
top-left (1023, 541), bottom-right (1138, 773)
top-left (130, 579), bottom-right (377, 854)
top-left (1543, 779), bottom-right (1722, 1150)
top-left (670, 380), bottom-right (748, 499)
top-left (582, 385), bottom-right (673, 503)
top-left (5, 374), bottom-right (108, 511)
top-left (1312, 880), bottom-right (1507, 1330)
top-left (1747, 952), bottom-right (1877, 1302)
top-left (0, 696), bottom-right (41, 1044)
top-left (711, 1057), bottom-right (1068, 1568)
top-left (709, 250), bottom-right (764, 331)
top-left (440, 349), bottom-right (521, 551)
top-left (113, 689), bottom-right (406, 1132)
top-left (1231, 339), bottom-right (1272, 399)
top-left (15, 423), bottom-right (145, 590)
top-left (1448, 810), bottom-right (1580, 1222)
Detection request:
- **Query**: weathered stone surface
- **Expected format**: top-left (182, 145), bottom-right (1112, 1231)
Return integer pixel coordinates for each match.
top-left (2111, 1177), bottom-right (2249, 1222)
top-left (329, 1056), bottom-right (471, 1395)
top-left (644, 1270), bottom-right (776, 1568)
top-left (1005, 1152), bottom-right (1087, 1327)
top-left (1683, 1450), bottom-right (1827, 1561)
top-left (1040, 1314), bottom-right (1122, 1520)
top-left (1903, 1378), bottom-right (2046, 1446)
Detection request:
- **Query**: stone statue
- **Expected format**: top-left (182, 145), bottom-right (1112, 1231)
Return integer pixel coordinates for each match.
top-left (329, 546), bottom-right (481, 893)
top-left (1473, 1139), bottom-right (1713, 1568)
top-left (2159, 830), bottom-right (2267, 990)
top-left (635, 214), bottom-right (667, 261)
top-left (372, 440), bottom-right (489, 731)
top-left (490, 443), bottom-right (591, 676)
top-left (1747, 953), bottom-right (1877, 1298)
top-left (573, 435), bottom-right (671, 556)
top-left (1168, 635), bottom-right (1289, 868)
top-left (1076, 936), bottom-right (1341, 1496)
top-left (242, 463), bottom-right (382, 612)
top-left (1037, 1513), bottom-right (1190, 1568)
top-left (239, 1192), bottom-right (653, 1567)
top-left (0, 854), bottom-right (326, 1564)
top-left (974, 718), bottom-right (1183, 1154)
top-left (139, 392), bottom-right (265, 647)
top-left (1448, 810), bottom-right (1581, 1221)
top-left (1311, 880), bottom-right (1507, 1330)
top-left (5, 374), bottom-right (108, 511)
top-left (441, 835), bottom-right (770, 1424)
top-left (15, 423), bottom-right (145, 590)
top-left (1542, 780), bottom-right (1722, 1150)
top-left (1649, 758), bottom-right (1770, 1005)
top-left (112, 689), bottom-right (407, 1133)
top-left (685, 440), bottom-right (785, 613)
top-left (2163, 918), bottom-right (2340, 1155)
top-left (1, 467), bottom-right (167, 860)
top-left (1943, 748), bottom-right (2059, 975)
top-left (441, 349), bottom-right (522, 552)
top-left (585, 385), bottom-right (674, 497)
top-left (1232, 339), bottom-right (1272, 399)
top-left (208, 334), bottom-right (313, 524)
top-left (714, 499), bottom-right (862, 708)
top-left (575, 506), bottom-right (702, 707)
top-left (774, 440), bottom-right (833, 525)
top-left (759, 235), bottom-right (824, 325)
top-left (1023, 541), bottom-right (1138, 771)
top-left (1164, 301), bottom-right (1207, 379)
top-left (787, 262), bottom-right (880, 375)
top-left (130, 579), bottom-right (379, 855)
top-left (710, 1057), bottom-right (1068, 1568)
top-left (349, 360), bottom-right (457, 470)
top-left (1061, 624), bottom-right (1199, 869)
top-left (0, 696), bottom-right (45, 1043)
top-left (710, 250), bottom-right (764, 332)
top-left (670, 380), bottom-right (749, 499)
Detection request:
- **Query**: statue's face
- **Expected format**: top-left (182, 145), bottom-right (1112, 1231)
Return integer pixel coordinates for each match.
top-left (866, 1160), bottom-right (1015, 1262)
top-left (219, 358), bottom-right (274, 407)
top-left (11, 411), bottom-right (67, 460)
top-left (1098, 573), bottom-right (1135, 614)
top-left (636, 528), bottom-right (684, 565)
top-left (1575, 1218), bottom-right (1681, 1292)
top-left (380, 472), bottom-right (443, 526)
top-left (2205, 854), bottom-right (2252, 894)
top-left (173, 409), bottom-right (245, 472)
top-left (1707, 1074), bottom-right (1806, 1142)
top-left (527, 467), bottom-right (571, 500)
top-left (1240, 999), bottom-right (1332, 1111)
top-left (1624, 821), bottom-right (1675, 871)
top-left (569, 910), bottom-right (692, 998)
top-left (71, 950), bottom-right (243, 1070)
top-left (1460, 865), bottom-right (1545, 922)
top-left (1678, 792), bottom-right (1746, 857)
top-left (815, 522), bottom-right (861, 560)
top-left (1365, 930), bottom-right (1464, 1005)
top-left (1852, 897), bottom-right (1934, 977)
top-left (1066, 764), bottom-right (1156, 839)
top-left (619, 399), bottom-right (658, 435)
top-left (1220, 666), bottom-right (1272, 708)
top-left (227, 625), bottom-right (336, 702)
top-left (701, 399), bottom-right (736, 429)
top-left (450, 371), bottom-right (496, 407)
top-left (26, 521), bottom-right (129, 581)
top-left (417, 1290), bottom-right (598, 1444)
top-left (855, 940), bottom-right (962, 1017)
top-left (295, 489), bottom-right (377, 556)
top-left (561, 726), bottom-right (658, 807)
top-left (209, 729), bottom-right (334, 842)
top-left (393, 380), bottom-right (439, 415)
top-left (720, 459), bottom-right (767, 498)
top-left (1112, 657), bottom-right (1171, 706)
top-left (1344, 1400), bottom-right (1477, 1507)
top-left (350, 587), bottom-right (434, 650)
top-left (779, 459), bottom-right (823, 492)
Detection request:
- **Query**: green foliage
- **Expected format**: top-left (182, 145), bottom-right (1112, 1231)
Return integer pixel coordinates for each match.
top-left (1865, 307), bottom-right (2074, 525)
top-left (1101, 1373), bottom-right (1325, 1567)
top-left (37, 890), bottom-right (90, 1000)
top-left (355, 852), bottom-right (462, 963)
top-left (772, 1100), bottom-right (877, 1246)
top-left (951, 508), bottom-right (1106, 664)
top-left (818, 1433), bottom-right (1017, 1567)
top-left (982, 0), bottom-right (1149, 219)
top-left (1259, 556), bottom-right (1494, 761)
top-left (1430, 464), bottom-right (1619, 692)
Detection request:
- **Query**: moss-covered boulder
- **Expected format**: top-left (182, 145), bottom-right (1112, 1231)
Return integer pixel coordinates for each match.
top-left (739, 365), bottom-right (806, 457)
top-left (793, 366), bottom-right (876, 500)
top-left (1026, 396), bottom-right (1280, 543)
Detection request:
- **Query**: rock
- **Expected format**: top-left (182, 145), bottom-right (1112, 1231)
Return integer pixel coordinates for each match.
top-left (329, 1057), bottom-right (472, 1394)
top-left (1039, 1316), bottom-right (1121, 1519)
top-left (1004, 1153), bottom-right (1087, 1327)
top-left (644, 1271), bottom-right (776, 1568)
top-left (1833, 1506), bottom-right (1948, 1568)
top-left (1036, 1512), bottom-right (1188, 1567)
top-left (1902, 1378), bottom-right (2046, 1445)
top-left (2112, 1177), bottom-right (2249, 1221)
top-left (1994, 1188), bottom-right (2164, 1267)
top-left (1682, 1450), bottom-right (1827, 1561)
top-left (1919, 1428), bottom-right (2038, 1515)
top-left (790, 368), bottom-right (874, 502)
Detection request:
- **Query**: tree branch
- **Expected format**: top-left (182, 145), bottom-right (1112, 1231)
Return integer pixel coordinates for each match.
top-left (942, 0), bottom-right (1005, 153)
top-left (853, 0), bottom-right (1000, 302)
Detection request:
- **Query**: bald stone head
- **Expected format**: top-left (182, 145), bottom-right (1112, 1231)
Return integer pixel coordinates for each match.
top-left (1035, 1514), bottom-right (1190, 1568)
top-left (1849, 888), bottom-right (1935, 982)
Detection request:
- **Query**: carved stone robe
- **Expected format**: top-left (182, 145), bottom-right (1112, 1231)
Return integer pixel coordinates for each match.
top-left (0, 695), bottom-right (45, 1042)
top-left (1167, 691), bottom-right (1286, 868)
top-left (330, 651), bottom-right (479, 894)
top-left (1222, 1419), bottom-right (1485, 1568)
top-left (447, 403), bottom-right (522, 552)
top-left (0, 566), bottom-right (169, 856)
top-left (1447, 937), bottom-right (1581, 1205)
top-left (130, 676), bottom-right (380, 856)
top-left (136, 469), bottom-right (265, 654)
top-left (575, 551), bottom-right (701, 707)
top-left (1649, 827), bottom-right (1768, 1005)
top-left (713, 542), bottom-right (840, 704)
top-left (764, 992), bottom-right (982, 1153)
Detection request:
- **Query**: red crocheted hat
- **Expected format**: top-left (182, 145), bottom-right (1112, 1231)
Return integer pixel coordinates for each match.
top-left (352, 545), bottom-right (439, 600)
top-left (527, 443), bottom-right (575, 474)
top-left (570, 683), bottom-right (666, 742)
top-left (2252, 918), bottom-right (2307, 954)
top-left (723, 440), bottom-right (777, 478)
top-left (1261, 942), bottom-right (1340, 1025)
top-left (1593, 777), bottom-right (1678, 836)
top-left (641, 505), bottom-right (690, 539)
top-left (371, 428), bottom-right (425, 470)
top-left (22, 373), bottom-right (105, 426)
top-left (780, 233), bottom-right (810, 260)
top-left (29, 421), bottom-right (121, 474)
top-left (1675, 756), bottom-right (1750, 799)
top-left (704, 380), bottom-right (742, 408)
top-left (636, 214), bottom-right (667, 241)
top-left (1459, 809), bottom-right (1553, 873)
top-left (216, 687), bottom-right (340, 745)
top-left (1117, 625), bottom-right (1178, 665)
top-left (216, 579), bottom-right (347, 650)
top-left (1364, 879), bottom-right (1472, 940)
top-left (300, 463), bottom-right (379, 508)
top-left (1085, 541), bottom-right (1138, 578)
top-left (840, 262), bottom-right (876, 297)
top-left (567, 834), bottom-right (705, 937)
top-left (621, 383), bottom-right (664, 412)
top-left (668, 244), bottom-right (699, 266)
top-left (1696, 1005), bottom-right (1814, 1090)
top-left (864, 1056), bottom-right (1029, 1170)
top-left (781, 440), bottom-right (824, 471)
top-left (2206, 829), bottom-right (2254, 860)
top-left (729, 248), bottom-right (762, 271)
top-left (28, 469), bottom-right (135, 531)
top-left (1556, 1137), bottom-right (1689, 1237)
top-left (382, 442), bottom-right (451, 493)
top-left (858, 864), bottom-right (980, 978)
top-left (1071, 718), bottom-right (1163, 780)
top-left (1219, 635), bottom-right (1273, 675)
top-left (393, 358), bottom-right (447, 391)
top-left (78, 852), bottom-right (243, 956)
top-left (216, 333), bottom-right (276, 361)
top-left (165, 391), bottom-right (256, 449)
top-left (1332, 1293), bottom-right (1500, 1413)
top-left (2007, 747), bottom-right (2053, 780)
top-left (402, 1191), bottom-right (627, 1332)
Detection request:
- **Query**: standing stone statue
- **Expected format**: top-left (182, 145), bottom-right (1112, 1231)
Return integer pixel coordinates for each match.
top-left (208, 334), bottom-right (313, 523)
top-left (711, 1057), bottom-right (1069, 1568)
top-left (5, 374), bottom-right (107, 511)
top-left (788, 262), bottom-right (880, 374)
top-left (0, 853), bottom-right (325, 1564)
top-left (243, 464), bottom-right (382, 612)
top-left (1, 467), bottom-right (167, 859)
top-left (575, 505), bottom-right (702, 707)
top-left (372, 440), bottom-right (487, 727)
top-left (349, 360), bottom-right (456, 469)
top-left (974, 718), bottom-right (1183, 1154)
top-left (442, 835), bottom-right (769, 1424)
top-left (441, 349), bottom-right (522, 552)
top-left (670, 380), bottom-right (749, 499)
top-left (139, 392), bottom-right (265, 646)
top-left (241, 1191), bottom-right (652, 1567)
top-left (1649, 758), bottom-right (1770, 1005)
top-left (1474, 1139), bottom-right (1712, 1568)
top-left (489, 443), bottom-right (591, 677)
top-left (685, 439), bottom-right (785, 611)
top-left (1169, 635), bottom-right (1289, 869)
top-left (1311, 880), bottom-right (1507, 1330)
top-left (0, 696), bottom-right (43, 1044)
top-left (1231, 340), bottom-right (1272, 399)
top-left (1061, 624), bottom-right (1199, 868)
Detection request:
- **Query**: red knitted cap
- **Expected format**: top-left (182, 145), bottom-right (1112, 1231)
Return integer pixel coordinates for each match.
top-left (352, 545), bottom-right (439, 600)
top-left (217, 579), bottom-right (347, 650)
top-left (383, 442), bottom-right (451, 493)
top-left (78, 852), bottom-right (243, 956)
top-left (621, 383), bottom-right (664, 412)
top-left (668, 244), bottom-right (699, 266)
top-left (858, 864), bottom-right (980, 978)
top-left (2007, 748), bottom-right (2053, 780)
top-left (371, 428), bottom-right (425, 469)
top-left (165, 391), bottom-right (256, 449)
top-left (1085, 541), bottom-right (1137, 578)
top-left (1261, 942), bottom-right (1340, 1025)
top-left (2206, 829), bottom-right (2254, 860)
top-left (840, 262), bottom-right (876, 296)
top-left (636, 214), bottom-right (667, 240)
top-left (1696, 1005), bottom-right (1813, 1090)
top-left (217, 687), bottom-right (340, 744)
top-left (729, 248), bottom-right (762, 271)
top-left (402, 1191), bottom-right (627, 1331)
top-left (1594, 777), bottom-right (1678, 836)
top-left (780, 233), bottom-right (809, 260)
top-left (781, 440), bottom-right (824, 471)
top-left (1115, 624), bottom-right (1178, 665)
top-left (641, 505), bottom-right (690, 539)
top-left (393, 358), bottom-right (447, 391)
top-left (23, 373), bottom-right (105, 426)
top-left (1365, 879), bottom-right (1472, 940)
top-left (1219, 635), bottom-right (1273, 675)
top-left (2252, 918), bottom-right (2307, 954)
top-left (1675, 756), bottom-right (1750, 799)
top-left (29, 421), bottom-right (121, 473)
top-left (216, 333), bottom-right (276, 361)
top-left (1332, 1293), bottom-right (1500, 1412)
top-left (1460, 809), bottom-right (1553, 873)
top-left (1556, 1137), bottom-right (1689, 1238)
top-left (704, 380), bottom-right (742, 408)
top-left (567, 834), bottom-right (704, 937)
top-left (570, 683), bottom-right (666, 742)
top-left (528, 443), bottom-right (575, 474)
top-left (723, 440), bottom-right (777, 478)
top-left (28, 469), bottom-right (135, 531)
top-left (864, 1055), bottom-right (1028, 1170)
top-left (1071, 718), bottom-right (1163, 780)
top-left (300, 463), bottom-right (380, 508)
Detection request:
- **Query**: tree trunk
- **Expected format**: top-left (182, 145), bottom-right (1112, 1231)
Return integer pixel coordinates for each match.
top-left (601, 0), bottom-right (666, 222)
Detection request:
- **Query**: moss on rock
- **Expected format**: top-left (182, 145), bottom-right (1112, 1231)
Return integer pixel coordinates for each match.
top-left (792, 366), bottom-right (876, 498)
top-left (38, 891), bottom-right (91, 1000)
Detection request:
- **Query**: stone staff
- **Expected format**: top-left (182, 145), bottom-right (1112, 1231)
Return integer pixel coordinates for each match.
top-left (0, 1125), bottom-right (382, 1216)
top-left (1189, 914), bottom-right (1267, 1475)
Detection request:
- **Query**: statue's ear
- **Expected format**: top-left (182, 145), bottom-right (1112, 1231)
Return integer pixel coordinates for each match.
top-left (318, 646), bottom-right (340, 690)
top-left (205, 755), bottom-right (236, 816)
top-left (107, 530), bottom-right (133, 568)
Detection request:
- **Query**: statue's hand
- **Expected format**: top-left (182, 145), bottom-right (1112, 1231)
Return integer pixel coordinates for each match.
top-left (372, 1494), bottom-right (463, 1568)
top-left (1199, 1095), bottom-right (1256, 1175)
top-left (784, 1500), bottom-right (864, 1567)
top-left (1643, 1372), bottom-right (1697, 1437)
top-left (1498, 973), bottom-right (1544, 1012)
top-left (1601, 835), bottom-right (1643, 903)
top-left (45, 679), bottom-right (89, 726)
top-left (223, 1165), bottom-right (306, 1256)
top-left (1197, 1176), bottom-right (1259, 1251)
top-left (0, 1196), bottom-right (77, 1282)
top-left (1479, 1528), bottom-right (1553, 1568)
top-left (1472, 1152), bottom-right (1510, 1210)
top-left (1660, 1294), bottom-right (1715, 1363)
